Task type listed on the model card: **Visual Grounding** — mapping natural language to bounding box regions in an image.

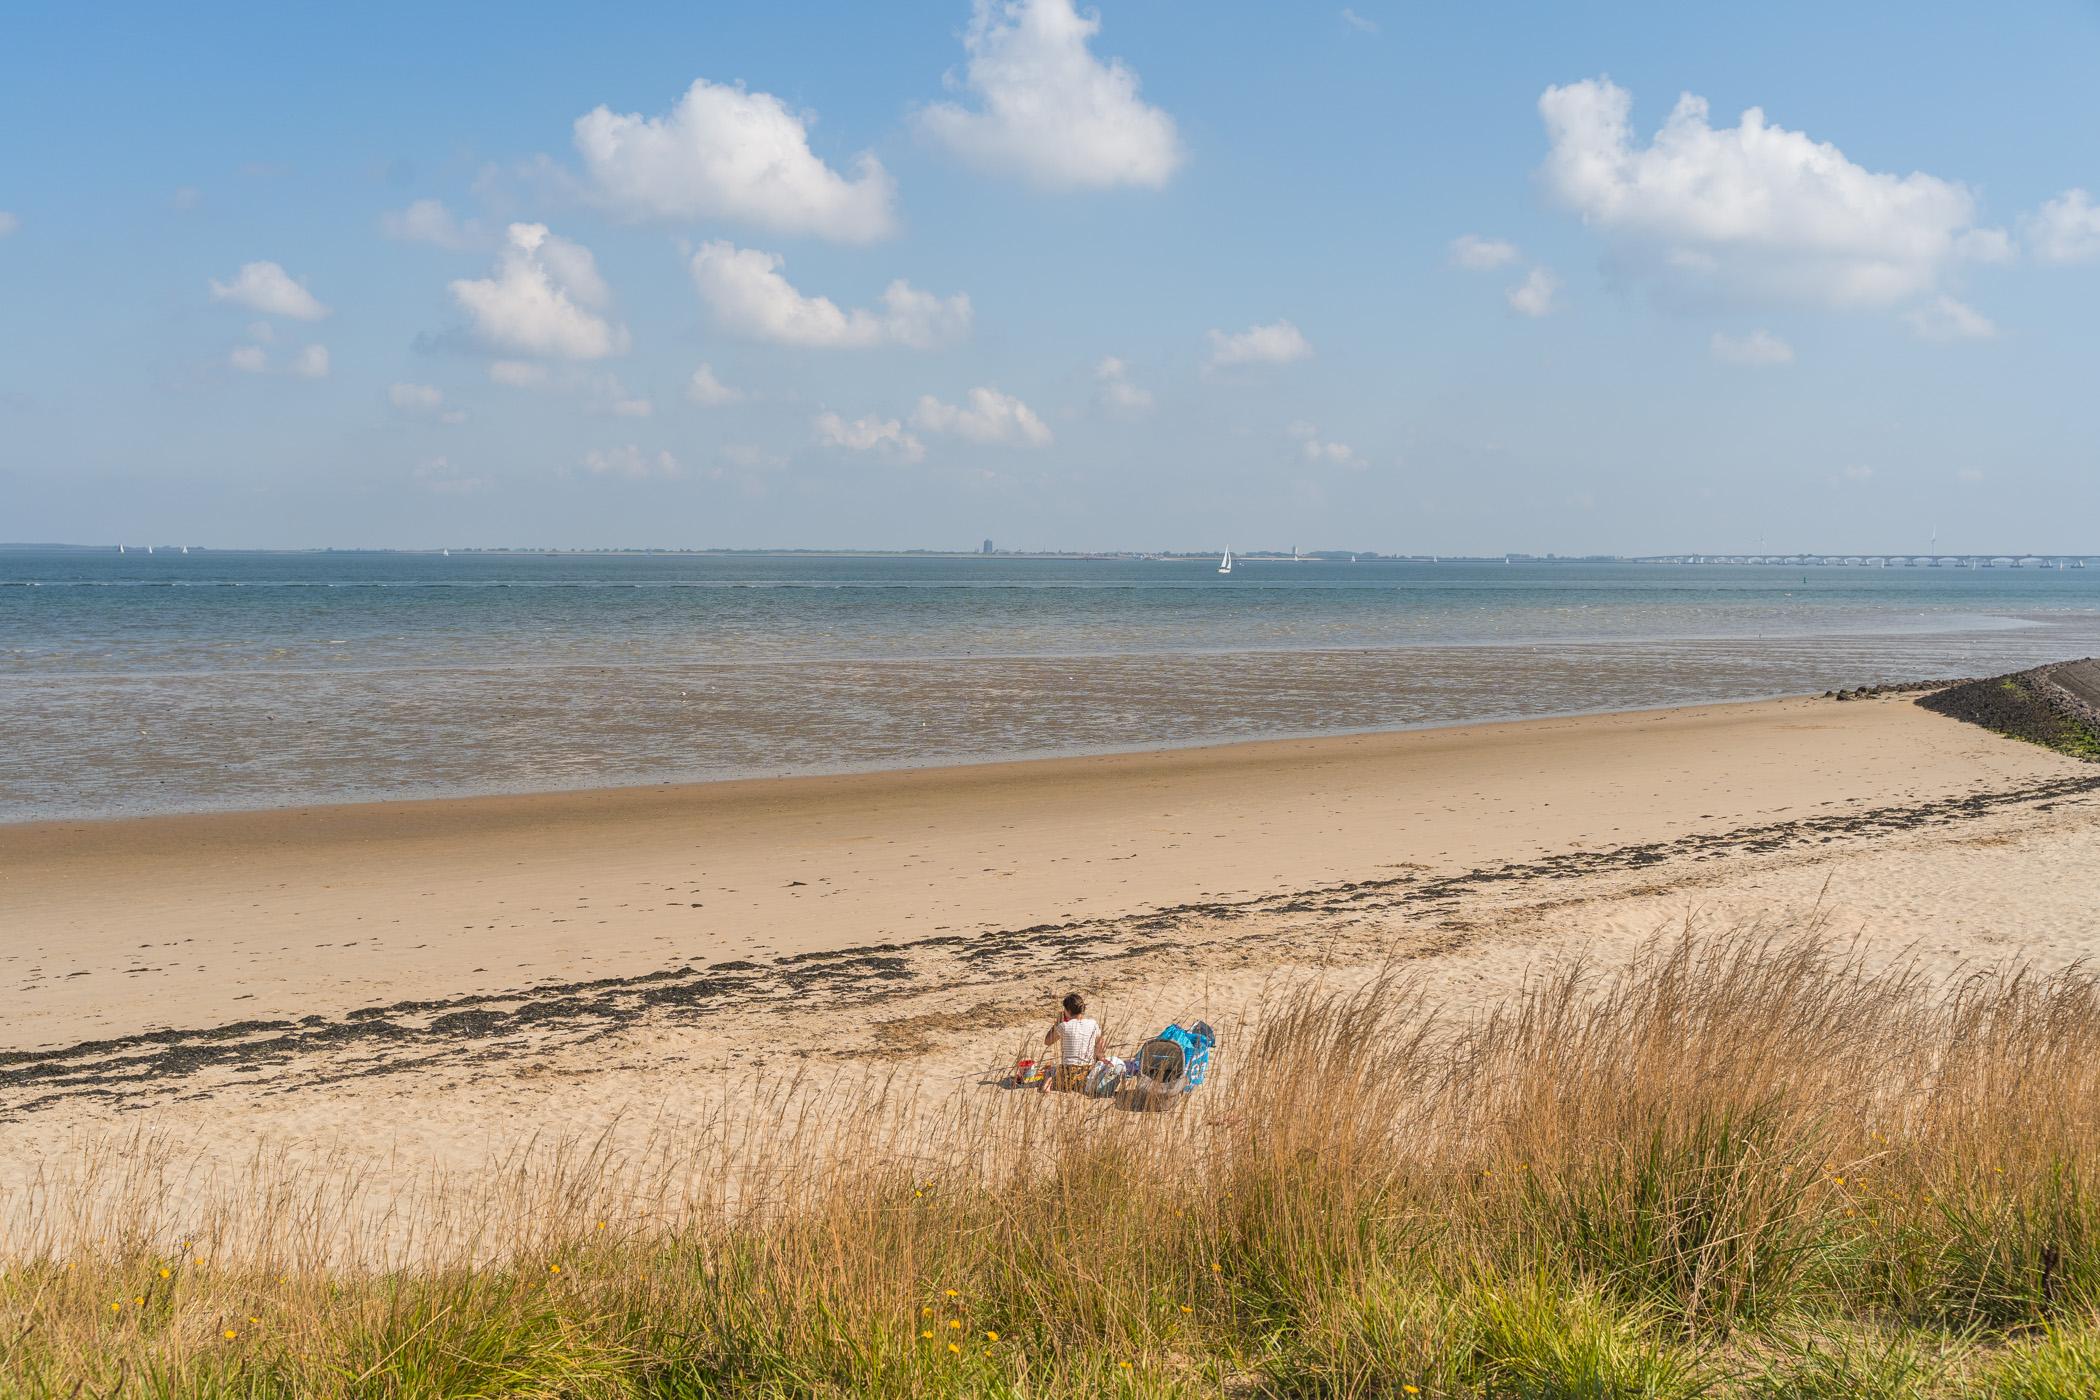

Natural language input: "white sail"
[1217,549,1233,575]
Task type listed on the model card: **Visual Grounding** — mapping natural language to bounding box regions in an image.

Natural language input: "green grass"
[9,926,2100,1397]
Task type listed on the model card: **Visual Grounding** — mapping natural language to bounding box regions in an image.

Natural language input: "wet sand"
[4,692,2099,1254]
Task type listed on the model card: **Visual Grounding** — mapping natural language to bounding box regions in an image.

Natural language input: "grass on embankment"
[9,925,2100,1397]
[1918,671,2100,761]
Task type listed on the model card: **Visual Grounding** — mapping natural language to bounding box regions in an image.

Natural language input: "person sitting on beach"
[1042,992,1105,1092]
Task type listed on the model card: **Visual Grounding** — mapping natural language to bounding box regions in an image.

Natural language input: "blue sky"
[3,1,2098,553]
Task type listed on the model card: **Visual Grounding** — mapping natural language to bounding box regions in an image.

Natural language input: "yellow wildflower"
[223,1329,237,1340]
[986,1330,999,1341]
[948,1342,961,1354]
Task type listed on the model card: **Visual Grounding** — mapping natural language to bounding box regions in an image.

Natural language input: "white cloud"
[2025,189,2100,266]
[573,78,896,242]
[1709,329,1795,366]
[414,456,492,496]
[589,374,653,417]
[686,363,744,406]
[916,0,1182,191]
[1288,420,1359,466]
[246,321,275,343]
[381,198,488,251]
[1094,356,1153,413]
[689,241,971,349]
[209,261,330,320]
[1903,294,1996,343]
[582,445,682,480]
[390,382,466,423]
[1956,466,1985,483]
[171,186,203,212]
[1838,464,1875,483]
[389,382,445,412]
[1340,8,1379,34]
[1506,265,1559,317]
[227,340,327,378]
[814,411,925,462]
[450,223,628,361]
[1538,77,2005,310]
[912,386,1053,445]
[1449,234,1521,271]
[0,212,18,237]
[1206,319,1312,369]
[488,360,550,388]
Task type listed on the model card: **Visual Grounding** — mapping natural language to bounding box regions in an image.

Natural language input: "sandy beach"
[5,690,2099,1248]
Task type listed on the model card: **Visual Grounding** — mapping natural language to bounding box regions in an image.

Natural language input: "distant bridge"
[1636,555,2093,570]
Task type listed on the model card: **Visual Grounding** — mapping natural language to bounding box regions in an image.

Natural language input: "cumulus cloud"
[0,212,18,237]
[1206,319,1312,369]
[1506,265,1559,317]
[2025,189,2100,265]
[1094,356,1153,413]
[1288,420,1359,466]
[686,363,744,406]
[390,382,468,422]
[1538,77,2006,311]
[1449,234,1521,270]
[1709,329,1795,366]
[582,445,682,480]
[209,261,330,320]
[1903,294,1996,343]
[228,338,327,377]
[573,78,896,242]
[382,199,488,251]
[912,386,1052,445]
[690,242,971,349]
[916,0,1182,191]
[450,223,629,361]
[589,374,653,417]
[1340,8,1379,34]
[488,360,550,388]
[414,456,492,496]
[814,411,925,462]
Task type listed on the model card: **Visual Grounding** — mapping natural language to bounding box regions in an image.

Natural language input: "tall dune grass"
[8,923,2100,1396]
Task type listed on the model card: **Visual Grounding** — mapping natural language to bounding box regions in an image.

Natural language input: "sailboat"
[1217,549,1233,575]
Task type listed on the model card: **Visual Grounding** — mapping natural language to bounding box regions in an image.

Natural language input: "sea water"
[6,548,2100,821]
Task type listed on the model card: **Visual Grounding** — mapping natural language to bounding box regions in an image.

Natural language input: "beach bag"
[1083,1060,1124,1098]
[1155,1022,1216,1089]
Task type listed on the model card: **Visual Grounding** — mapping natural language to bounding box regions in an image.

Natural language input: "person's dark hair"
[1062,992,1086,1017]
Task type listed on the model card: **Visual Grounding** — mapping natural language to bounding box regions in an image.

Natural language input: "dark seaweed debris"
[7,768,2097,1121]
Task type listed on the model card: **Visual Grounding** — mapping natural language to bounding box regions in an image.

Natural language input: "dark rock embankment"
[1916,659,2100,760]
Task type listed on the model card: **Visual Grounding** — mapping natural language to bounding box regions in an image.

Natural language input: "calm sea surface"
[7,548,2100,821]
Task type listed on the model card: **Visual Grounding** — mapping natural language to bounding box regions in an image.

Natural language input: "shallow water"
[6,549,2099,820]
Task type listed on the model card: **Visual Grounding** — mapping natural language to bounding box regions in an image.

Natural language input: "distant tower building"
[981,538,995,554]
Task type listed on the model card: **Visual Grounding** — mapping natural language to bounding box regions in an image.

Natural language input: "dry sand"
[5,692,2098,1255]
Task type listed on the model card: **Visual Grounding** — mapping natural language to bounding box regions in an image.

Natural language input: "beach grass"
[7,924,2100,1397]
